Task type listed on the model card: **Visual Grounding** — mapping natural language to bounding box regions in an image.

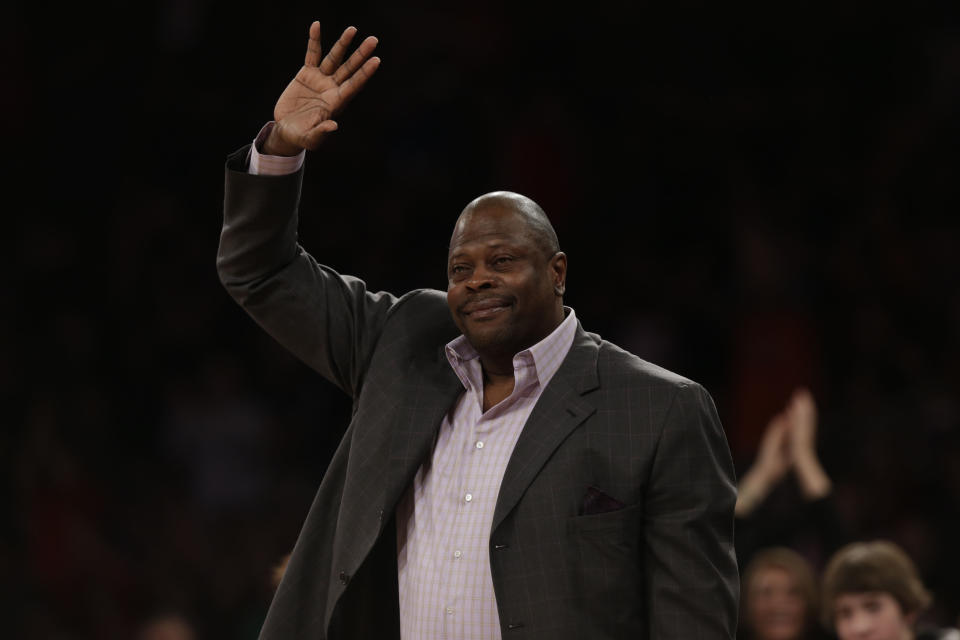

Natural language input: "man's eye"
[450,265,468,275]
[493,256,513,265]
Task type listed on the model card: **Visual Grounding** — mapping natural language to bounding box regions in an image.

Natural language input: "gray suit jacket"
[218,146,739,639]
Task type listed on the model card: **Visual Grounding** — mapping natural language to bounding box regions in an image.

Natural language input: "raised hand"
[784,387,832,499]
[736,412,792,516]
[264,22,381,155]
[754,412,792,484]
[785,387,818,461]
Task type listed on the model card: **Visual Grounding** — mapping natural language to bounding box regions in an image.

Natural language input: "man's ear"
[550,252,567,296]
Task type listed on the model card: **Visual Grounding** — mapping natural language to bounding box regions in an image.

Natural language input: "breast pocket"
[564,502,645,627]
[567,500,642,539]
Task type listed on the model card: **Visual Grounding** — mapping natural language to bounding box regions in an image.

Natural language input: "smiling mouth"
[460,297,513,319]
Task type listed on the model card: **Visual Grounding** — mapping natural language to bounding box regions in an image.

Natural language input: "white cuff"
[249,122,305,176]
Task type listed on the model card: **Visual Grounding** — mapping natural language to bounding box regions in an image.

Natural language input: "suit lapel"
[492,327,600,531]
[328,343,462,622]
[348,327,601,548]
[383,345,464,514]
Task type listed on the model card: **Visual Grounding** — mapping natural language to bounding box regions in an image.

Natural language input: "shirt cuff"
[249,122,305,176]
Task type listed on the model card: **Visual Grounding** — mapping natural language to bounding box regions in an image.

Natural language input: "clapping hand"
[736,387,831,515]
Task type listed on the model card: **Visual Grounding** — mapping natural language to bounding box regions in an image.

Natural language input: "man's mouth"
[460,296,513,319]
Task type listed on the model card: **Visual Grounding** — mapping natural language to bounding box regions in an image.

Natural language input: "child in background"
[821,540,959,640]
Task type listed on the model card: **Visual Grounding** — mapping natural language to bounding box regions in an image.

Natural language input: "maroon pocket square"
[580,485,626,516]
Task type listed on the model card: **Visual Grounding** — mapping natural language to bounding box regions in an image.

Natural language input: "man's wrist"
[250,122,305,176]
[260,123,302,157]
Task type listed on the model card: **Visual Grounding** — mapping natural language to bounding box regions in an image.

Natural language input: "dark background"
[5,1,960,637]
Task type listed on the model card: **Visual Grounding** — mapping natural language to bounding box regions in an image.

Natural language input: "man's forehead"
[449,209,535,252]
[452,205,530,238]
[448,233,527,257]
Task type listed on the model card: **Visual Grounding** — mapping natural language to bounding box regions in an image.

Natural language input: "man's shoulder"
[578,332,725,434]
[392,287,451,323]
[591,333,699,392]
[382,287,459,345]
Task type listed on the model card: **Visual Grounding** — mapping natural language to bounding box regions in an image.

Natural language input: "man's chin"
[461,323,513,353]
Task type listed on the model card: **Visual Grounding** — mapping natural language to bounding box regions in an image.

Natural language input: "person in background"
[821,540,960,640]
[270,552,291,591]
[735,388,847,571]
[740,546,828,640]
[134,612,198,640]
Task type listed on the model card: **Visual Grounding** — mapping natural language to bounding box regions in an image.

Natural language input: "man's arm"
[217,23,386,397]
[643,382,740,639]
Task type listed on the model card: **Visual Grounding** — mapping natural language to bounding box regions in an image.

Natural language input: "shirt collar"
[445,307,578,391]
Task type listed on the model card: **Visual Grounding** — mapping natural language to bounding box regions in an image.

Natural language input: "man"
[218,21,739,639]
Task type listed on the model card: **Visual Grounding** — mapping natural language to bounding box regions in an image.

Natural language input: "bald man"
[218,22,739,640]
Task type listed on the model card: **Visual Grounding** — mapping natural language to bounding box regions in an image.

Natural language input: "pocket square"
[580,485,626,516]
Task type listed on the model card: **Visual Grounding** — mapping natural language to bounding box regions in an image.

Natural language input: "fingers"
[301,120,339,150]
[304,21,322,67]
[793,387,817,419]
[313,26,379,91]
[333,35,379,84]
[338,55,381,103]
[763,412,788,439]
[319,26,359,75]
[787,387,817,433]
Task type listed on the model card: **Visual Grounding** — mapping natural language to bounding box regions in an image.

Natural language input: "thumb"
[302,120,339,150]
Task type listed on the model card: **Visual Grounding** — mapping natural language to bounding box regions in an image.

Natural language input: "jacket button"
[506,622,524,630]
[493,543,509,550]
[339,571,350,585]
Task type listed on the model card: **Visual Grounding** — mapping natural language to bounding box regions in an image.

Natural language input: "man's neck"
[481,367,515,412]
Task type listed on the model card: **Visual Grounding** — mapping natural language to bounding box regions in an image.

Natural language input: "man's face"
[446,204,566,358]
[833,592,914,640]
[746,566,807,640]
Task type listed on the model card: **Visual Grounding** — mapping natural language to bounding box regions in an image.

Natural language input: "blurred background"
[5,0,960,637]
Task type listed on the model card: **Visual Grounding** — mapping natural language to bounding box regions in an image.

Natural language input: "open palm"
[270,22,380,154]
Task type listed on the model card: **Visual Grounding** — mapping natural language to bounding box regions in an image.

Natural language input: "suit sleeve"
[217,145,397,398]
[644,382,740,639]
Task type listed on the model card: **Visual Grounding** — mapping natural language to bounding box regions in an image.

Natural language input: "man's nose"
[465,265,496,290]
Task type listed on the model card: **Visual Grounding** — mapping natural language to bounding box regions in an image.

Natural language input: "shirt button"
[464,493,473,502]
[454,550,462,559]
[445,607,454,615]
[475,441,484,449]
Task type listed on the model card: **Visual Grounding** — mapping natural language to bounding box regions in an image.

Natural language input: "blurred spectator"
[735,388,849,571]
[270,553,290,591]
[821,540,960,640]
[740,546,827,640]
[135,612,198,640]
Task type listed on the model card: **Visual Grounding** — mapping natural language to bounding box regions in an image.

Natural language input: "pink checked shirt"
[395,309,577,639]
[250,127,578,639]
